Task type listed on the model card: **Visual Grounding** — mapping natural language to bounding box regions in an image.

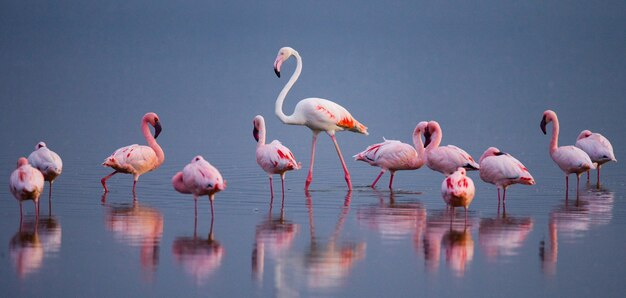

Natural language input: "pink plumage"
[540,110,594,198]
[172,155,226,217]
[354,121,428,189]
[28,141,62,202]
[253,115,301,198]
[441,167,475,212]
[479,147,535,206]
[273,47,368,191]
[9,157,44,218]
[101,112,165,194]
[424,121,479,176]
[575,129,617,185]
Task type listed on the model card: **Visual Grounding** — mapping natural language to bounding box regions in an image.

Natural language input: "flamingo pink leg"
[330,134,352,190]
[101,171,118,193]
[132,179,138,194]
[576,174,581,198]
[305,133,319,190]
[597,166,601,188]
[371,170,385,188]
[49,181,53,216]
[194,197,198,218]
[269,176,274,198]
[209,195,215,218]
[280,173,286,198]
[565,175,569,200]
[497,188,501,214]
[388,172,395,189]
[586,170,590,182]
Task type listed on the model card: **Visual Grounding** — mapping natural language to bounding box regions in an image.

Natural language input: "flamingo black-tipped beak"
[253,127,259,142]
[495,151,506,156]
[540,116,547,135]
[154,121,162,139]
[464,163,480,171]
[274,56,282,78]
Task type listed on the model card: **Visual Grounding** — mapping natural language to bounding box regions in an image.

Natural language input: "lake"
[1,1,625,297]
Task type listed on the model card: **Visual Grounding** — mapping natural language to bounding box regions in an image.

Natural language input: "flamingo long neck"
[275,52,303,125]
[549,115,559,154]
[257,120,267,148]
[142,120,165,165]
[427,124,442,151]
[412,127,426,165]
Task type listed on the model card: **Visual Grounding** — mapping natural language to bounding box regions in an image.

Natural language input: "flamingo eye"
[195,157,200,161]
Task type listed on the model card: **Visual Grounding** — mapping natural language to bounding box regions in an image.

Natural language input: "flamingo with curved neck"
[540,110,594,198]
[253,115,301,198]
[423,121,479,176]
[273,47,368,191]
[354,121,428,189]
[101,112,164,194]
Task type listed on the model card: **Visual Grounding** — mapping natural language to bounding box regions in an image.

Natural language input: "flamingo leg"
[209,194,215,218]
[269,176,274,198]
[35,200,39,222]
[596,165,601,189]
[371,170,385,188]
[101,171,118,193]
[305,133,319,191]
[280,173,286,198]
[502,188,507,215]
[497,188,501,214]
[586,170,590,182]
[132,177,138,195]
[194,196,198,218]
[388,172,395,189]
[576,174,581,199]
[49,181,53,216]
[565,175,569,200]
[330,134,352,190]
[19,203,23,222]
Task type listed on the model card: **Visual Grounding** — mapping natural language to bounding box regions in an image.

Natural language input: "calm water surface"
[2,1,626,297]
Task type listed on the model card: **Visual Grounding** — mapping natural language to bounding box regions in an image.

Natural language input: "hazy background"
[1,1,625,297]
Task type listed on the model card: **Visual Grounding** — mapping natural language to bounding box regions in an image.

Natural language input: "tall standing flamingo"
[273,47,368,191]
[575,130,616,186]
[101,112,164,194]
[354,121,428,189]
[9,157,44,219]
[540,110,594,198]
[478,147,535,211]
[253,115,301,198]
[28,142,62,206]
[424,121,479,176]
[172,155,226,217]
[441,167,475,216]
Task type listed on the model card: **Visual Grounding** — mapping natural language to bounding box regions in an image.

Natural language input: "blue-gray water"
[1,1,626,297]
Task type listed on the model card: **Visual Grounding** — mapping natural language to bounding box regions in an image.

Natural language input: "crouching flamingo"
[354,121,428,189]
[10,158,44,219]
[172,156,226,217]
[575,130,616,186]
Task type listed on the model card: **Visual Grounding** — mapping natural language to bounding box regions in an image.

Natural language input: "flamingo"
[354,121,428,189]
[273,47,368,191]
[28,142,62,209]
[441,167,475,216]
[478,147,535,210]
[9,157,44,219]
[424,121,479,176]
[540,109,594,198]
[253,115,301,198]
[172,155,226,217]
[101,112,164,194]
[575,130,617,186]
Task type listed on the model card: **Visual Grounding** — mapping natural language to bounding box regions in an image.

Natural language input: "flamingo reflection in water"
[263,191,365,292]
[252,196,299,284]
[419,209,476,277]
[172,215,224,285]
[357,189,426,244]
[478,213,533,262]
[103,195,163,281]
[541,186,614,275]
[10,215,61,279]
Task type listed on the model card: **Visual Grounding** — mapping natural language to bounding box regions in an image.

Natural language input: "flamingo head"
[252,115,264,142]
[423,124,432,148]
[479,147,501,163]
[143,112,162,139]
[577,130,592,140]
[274,47,296,78]
[36,142,47,149]
[540,110,556,135]
[16,157,29,168]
